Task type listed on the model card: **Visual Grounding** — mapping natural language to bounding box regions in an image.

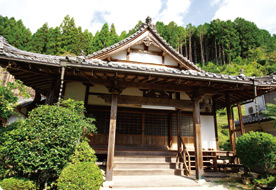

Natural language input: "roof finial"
[79,49,84,56]
[238,69,246,79]
[146,16,152,25]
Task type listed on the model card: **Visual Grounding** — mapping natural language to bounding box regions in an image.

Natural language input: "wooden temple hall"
[0,17,276,181]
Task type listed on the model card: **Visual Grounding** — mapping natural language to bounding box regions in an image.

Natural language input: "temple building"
[0,17,276,181]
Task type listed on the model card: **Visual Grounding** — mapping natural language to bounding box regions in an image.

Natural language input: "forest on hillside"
[0,15,276,77]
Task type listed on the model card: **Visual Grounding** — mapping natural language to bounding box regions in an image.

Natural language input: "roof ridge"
[87,17,202,72]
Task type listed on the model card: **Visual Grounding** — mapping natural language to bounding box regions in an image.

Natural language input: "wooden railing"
[177,135,191,176]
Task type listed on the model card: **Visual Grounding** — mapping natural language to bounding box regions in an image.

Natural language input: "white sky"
[0,0,275,35]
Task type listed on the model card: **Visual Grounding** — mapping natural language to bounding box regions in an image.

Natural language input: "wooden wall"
[88,133,195,150]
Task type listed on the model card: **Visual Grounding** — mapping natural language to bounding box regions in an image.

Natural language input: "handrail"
[177,134,191,176]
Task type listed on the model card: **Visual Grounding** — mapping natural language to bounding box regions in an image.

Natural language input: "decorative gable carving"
[136,35,159,48]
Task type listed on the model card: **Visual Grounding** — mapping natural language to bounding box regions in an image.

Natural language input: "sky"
[0,0,276,35]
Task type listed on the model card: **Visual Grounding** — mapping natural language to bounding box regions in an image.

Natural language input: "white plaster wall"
[112,50,127,60]
[64,82,86,101]
[165,55,178,66]
[88,85,110,106]
[130,52,162,64]
[132,44,144,50]
[148,45,162,52]
[122,87,143,96]
[180,92,190,100]
[200,115,217,150]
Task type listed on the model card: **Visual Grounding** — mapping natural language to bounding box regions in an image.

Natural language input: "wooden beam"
[226,94,236,155]
[106,93,118,181]
[84,84,90,107]
[93,93,203,109]
[127,47,130,61]
[237,103,245,135]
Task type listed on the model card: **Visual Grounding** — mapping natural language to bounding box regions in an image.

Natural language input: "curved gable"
[88,17,200,71]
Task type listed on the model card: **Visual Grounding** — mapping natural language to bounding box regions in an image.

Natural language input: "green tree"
[0,16,31,50]
[0,99,96,188]
[46,26,62,55]
[236,132,276,177]
[59,15,79,55]
[107,23,119,47]
[28,23,49,53]
[0,80,30,125]
[98,23,110,49]
[234,17,261,57]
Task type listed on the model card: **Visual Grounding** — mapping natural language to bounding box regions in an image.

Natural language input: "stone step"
[115,150,177,157]
[113,168,183,176]
[114,156,178,163]
[114,162,178,169]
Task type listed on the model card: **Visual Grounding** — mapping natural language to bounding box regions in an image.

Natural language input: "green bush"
[0,177,36,190]
[0,99,96,187]
[69,141,97,164]
[236,132,276,176]
[57,162,103,190]
[253,175,276,186]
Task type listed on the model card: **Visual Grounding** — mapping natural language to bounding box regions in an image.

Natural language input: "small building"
[0,17,276,181]
[231,90,276,136]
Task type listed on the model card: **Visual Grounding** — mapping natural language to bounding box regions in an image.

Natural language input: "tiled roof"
[1,35,276,85]
[223,114,273,128]
[0,35,63,64]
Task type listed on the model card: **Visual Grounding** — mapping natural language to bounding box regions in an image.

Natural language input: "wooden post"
[226,94,236,155]
[177,109,182,153]
[212,97,219,150]
[237,103,245,135]
[193,97,204,180]
[169,113,173,149]
[142,113,145,145]
[46,77,58,105]
[106,93,119,181]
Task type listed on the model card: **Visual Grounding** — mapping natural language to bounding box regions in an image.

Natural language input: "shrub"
[0,177,36,190]
[0,99,96,187]
[57,162,103,190]
[68,141,97,164]
[236,132,276,176]
[253,175,276,186]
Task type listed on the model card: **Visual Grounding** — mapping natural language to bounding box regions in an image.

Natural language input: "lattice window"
[172,115,194,137]
[92,111,110,134]
[91,111,143,135]
[144,113,169,136]
[117,112,143,135]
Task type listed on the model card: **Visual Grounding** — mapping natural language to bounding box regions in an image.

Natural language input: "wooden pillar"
[106,93,119,181]
[169,113,173,149]
[177,109,182,153]
[226,94,236,154]
[46,77,58,105]
[212,97,219,150]
[237,103,245,135]
[193,97,204,180]
[142,113,145,145]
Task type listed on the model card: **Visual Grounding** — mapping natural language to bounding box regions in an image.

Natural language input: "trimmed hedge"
[236,131,276,176]
[0,177,36,190]
[57,162,103,190]
[68,141,97,164]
